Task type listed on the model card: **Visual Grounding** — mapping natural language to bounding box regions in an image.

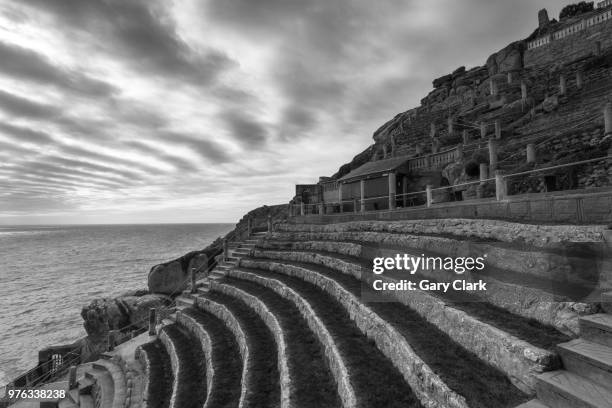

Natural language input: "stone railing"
[528,6,612,50]
[407,146,460,171]
[291,155,612,224]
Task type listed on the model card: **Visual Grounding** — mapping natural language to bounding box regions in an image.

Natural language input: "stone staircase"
[522,306,612,408]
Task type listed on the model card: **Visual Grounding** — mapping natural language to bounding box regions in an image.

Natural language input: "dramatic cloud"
[0,41,117,97]
[0,0,569,224]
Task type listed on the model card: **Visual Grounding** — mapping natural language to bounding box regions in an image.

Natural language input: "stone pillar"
[68,366,77,389]
[605,103,612,135]
[267,214,272,233]
[415,144,423,155]
[300,202,305,216]
[521,81,528,100]
[317,203,324,215]
[455,144,464,161]
[338,183,343,213]
[559,74,567,95]
[480,122,487,139]
[430,123,436,139]
[247,217,252,236]
[402,176,408,207]
[479,163,488,181]
[388,172,397,210]
[107,331,114,351]
[448,116,454,136]
[489,79,498,96]
[494,120,502,139]
[526,143,536,163]
[190,267,196,293]
[594,41,602,57]
[149,308,156,336]
[495,171,507,201]
[382,144,388,158]
[432,139,439,154]
[426,185,433,207]
[538,9,550,29]
[223,239,228,261]
[507,72,513,84]
[488,139,498,171]
[360,179,366,212]
[353,198,358,213]
[576,70,584,90]
[462,129,469,145]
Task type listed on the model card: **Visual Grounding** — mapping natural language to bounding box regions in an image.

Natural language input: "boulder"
[486,42,524,75]
[432,73,453,89]
[148,260,188,294]
[542,95,559,112]
[81,292,170,339]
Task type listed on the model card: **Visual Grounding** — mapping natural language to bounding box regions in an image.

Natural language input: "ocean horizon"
[0,223,234,387]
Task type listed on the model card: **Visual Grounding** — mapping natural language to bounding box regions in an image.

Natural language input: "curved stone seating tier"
[275,219,605,247]
[209,270,357,408]
[258,238,599,336]
[189,294,270,408]
[88,359,127,408]
[208,278,346,408]
[158,324,207,408]
[237,257,542,407]
[176,307,243,408]
[85,363,115,408]
[135,339,172,408]
[194,291,281,408]
[209,276,424,408]
[246,248,567,389]
[203,283,293,408]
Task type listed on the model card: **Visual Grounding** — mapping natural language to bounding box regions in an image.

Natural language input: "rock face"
[486,42,524,75]
[81,291,170,340]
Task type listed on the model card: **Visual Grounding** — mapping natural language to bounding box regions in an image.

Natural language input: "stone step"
[515,400,549,408]
[84,367,113,408]
[175,296,195,309]
[558,339,612,388]
[91,360,127,408]
[536,370,612,408]
[78,395,94,408]
[580,314,612,348]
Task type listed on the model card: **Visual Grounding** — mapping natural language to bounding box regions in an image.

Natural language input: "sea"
[0,223,233,387]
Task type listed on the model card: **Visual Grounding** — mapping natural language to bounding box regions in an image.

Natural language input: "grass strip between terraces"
[180,307,243,408]
[201,291,281,408]
[218,277,343,408]
[261,247,571,350]
[139,339,172,408]
[159,324,207,408]
[226,269,426,408]
[242,259,530,408]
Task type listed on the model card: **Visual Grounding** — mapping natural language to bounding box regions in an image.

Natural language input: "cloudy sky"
[0,0,568,224]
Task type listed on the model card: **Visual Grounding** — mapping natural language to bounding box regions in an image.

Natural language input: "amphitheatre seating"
[135,339,172,408]
[71,220,608,408]
[157,323,207,408]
